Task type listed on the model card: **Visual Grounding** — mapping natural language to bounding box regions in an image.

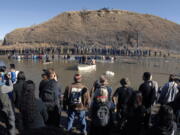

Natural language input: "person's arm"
[86,88,91,109]
[158,84,168,104]
[39,81,43,98]
[154,82,159,95]
[112,88,119,104]
[1,80,13,94]
[63,86,69,111]
[82,87,91,110]
[53,81,61,111]
[174,84,179,96]
[107,86,112,101]
[12,86,16,105]
[138,84,143,92]
[150,86,156,106]
[58,84,62,107]
[90,87,95,98]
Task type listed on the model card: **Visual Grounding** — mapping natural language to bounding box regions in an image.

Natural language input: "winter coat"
[0,92,15,135]
[113,86,133,112]
[139,81,156,108]
[20,99,48,129]
[63,82,90,111]
[158,82,178,104]
[40,79,61,112]
[91,81,112,101]
[13,80,25,109]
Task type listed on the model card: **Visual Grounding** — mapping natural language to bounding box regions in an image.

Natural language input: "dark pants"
[47,106,61,127]
[89,125,110,135]
[15,112,23,132]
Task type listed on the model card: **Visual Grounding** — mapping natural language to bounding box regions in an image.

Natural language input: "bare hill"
[3,9,180,51]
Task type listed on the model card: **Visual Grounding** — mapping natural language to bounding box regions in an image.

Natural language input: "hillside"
[0,40,2,45]
[3,9,180,51]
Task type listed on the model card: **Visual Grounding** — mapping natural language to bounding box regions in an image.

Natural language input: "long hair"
[20,80,36,125]
[128,91,143,109]
[17,71,26,83]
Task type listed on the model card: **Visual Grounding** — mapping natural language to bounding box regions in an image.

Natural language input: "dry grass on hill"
[3,9,180,52]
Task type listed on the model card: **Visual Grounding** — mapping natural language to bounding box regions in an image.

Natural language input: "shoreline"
[0,43,179,59]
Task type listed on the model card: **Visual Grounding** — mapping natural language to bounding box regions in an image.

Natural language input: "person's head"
[129,91,143,108]
[120,78,130,87]
[23,80,35,94]
[17,71,26,82]
[0,66,6,72]
[41,74,48,80]
[143,72,152,81]
[49,71,56,80]
[4,73,11,80]
[99,75,108,85]
[94,80,101,89]
[44,68,57,80]
[169,74,175,82]
[10,64,15,70]
[74,73,82,83]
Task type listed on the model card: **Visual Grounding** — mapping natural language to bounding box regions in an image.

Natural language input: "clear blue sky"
[0,0,180,39]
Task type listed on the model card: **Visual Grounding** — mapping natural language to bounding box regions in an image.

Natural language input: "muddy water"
[1,56,179,97]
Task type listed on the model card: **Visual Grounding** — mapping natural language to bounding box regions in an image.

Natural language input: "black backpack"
[41,81,56,105]
[140,81,156,108]
[92,102,110,127]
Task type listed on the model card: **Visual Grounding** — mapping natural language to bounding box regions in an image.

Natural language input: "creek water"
[0,56,179,97]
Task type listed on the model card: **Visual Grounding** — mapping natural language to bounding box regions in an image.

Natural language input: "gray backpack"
[92,102,110,127]
[94,86,108,103]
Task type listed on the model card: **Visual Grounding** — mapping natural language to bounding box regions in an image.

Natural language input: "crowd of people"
[0,63,179,135]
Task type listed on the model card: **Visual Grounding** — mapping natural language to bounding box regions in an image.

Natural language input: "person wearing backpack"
[139,72,158,109]
[39,69,61,127]
[63,74,90,135]
[112,78,133,129]
[158,74,178,105]
[91,75,112,102]
[90,84,112,135]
